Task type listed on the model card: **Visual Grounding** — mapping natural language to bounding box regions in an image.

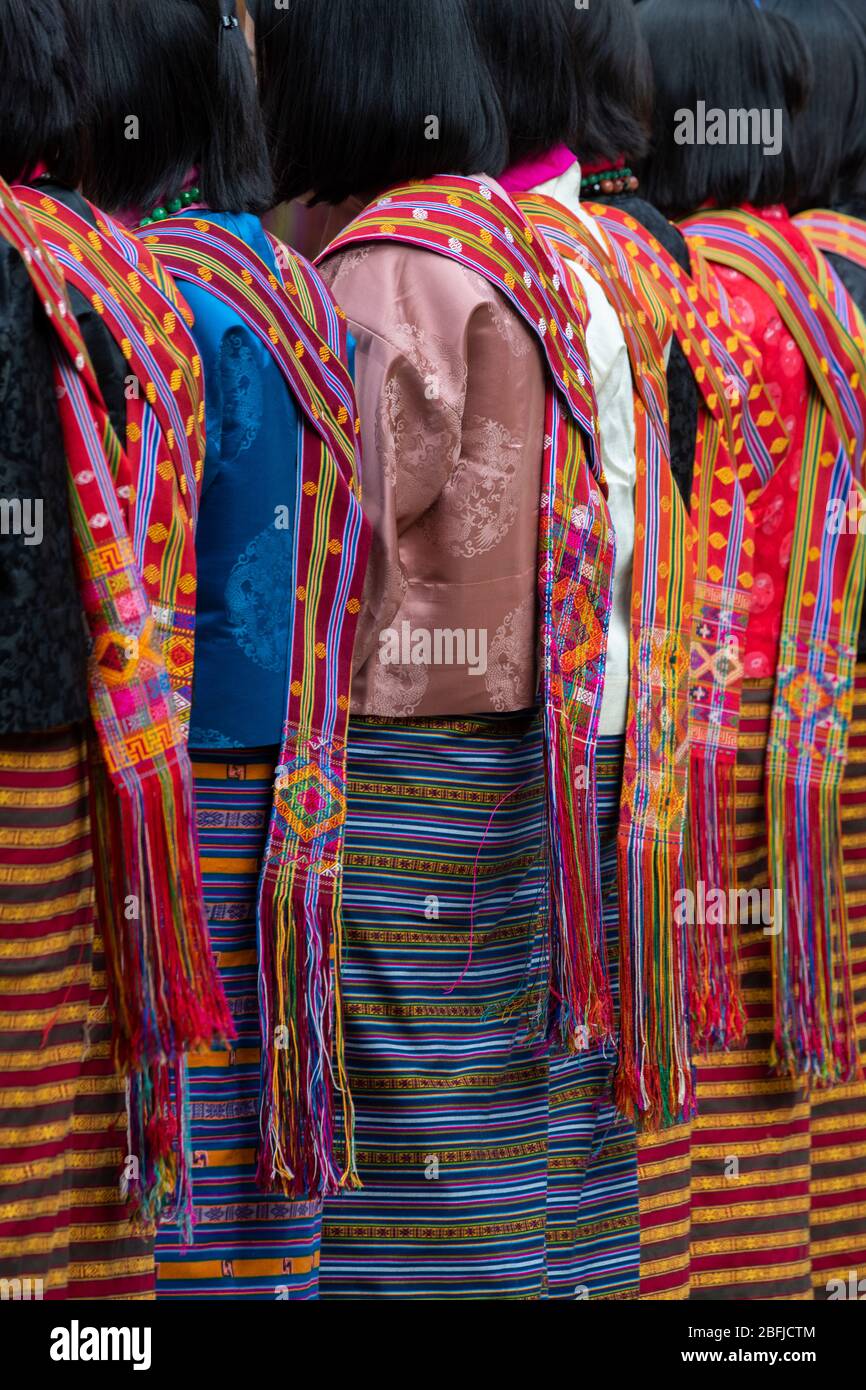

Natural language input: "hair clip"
[220,13,239,28]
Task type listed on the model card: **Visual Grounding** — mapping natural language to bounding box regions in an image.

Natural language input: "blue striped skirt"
[156,751,322,1300]
[320,714,638,1298]
[154,721,638,1299]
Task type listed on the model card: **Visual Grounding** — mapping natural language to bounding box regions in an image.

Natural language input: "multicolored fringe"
[143,217,369,1195]
[514,193,695,1129]
[156,754,324,1299]
[0,180,233,1224]
[320,176,618,1054]
[124,1053,191,1230]
[684,209,866,1082]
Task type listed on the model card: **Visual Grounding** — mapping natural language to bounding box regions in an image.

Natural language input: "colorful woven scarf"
[795,210,866,334]
[795,210,866,274]
[141,215,370,1196]
[583,202,791,1054]
[0,179,232,1223]
[318,175,619,1055]
[15,186,205,732]
[513,193,695,1128]
[683,208,866,1083]
[794,214,866,370]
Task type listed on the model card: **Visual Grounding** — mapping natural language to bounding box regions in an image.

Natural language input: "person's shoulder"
[0,234,21,280]
[0,235,39,333]
[827,248,866,318]
[598,193,690,269]
[321,237,505,359]
[199,209,269,257]
[325,235,492,292]
[627,197,690,268]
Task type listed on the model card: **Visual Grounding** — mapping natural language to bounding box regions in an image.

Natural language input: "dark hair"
[844,0,866,190]
[251,0,507,206]
[0,0,83,183]
[466,0,582,165]
[568,0,653,165]
[71,0,272,215]
[763,0,866,206]
[638,0,813,218]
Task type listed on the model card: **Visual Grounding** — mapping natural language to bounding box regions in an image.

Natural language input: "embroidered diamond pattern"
[275,762,346,843]
[780,670,833,720]
[561,588,604,674]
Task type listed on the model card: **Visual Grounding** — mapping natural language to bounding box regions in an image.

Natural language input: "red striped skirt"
[639,675,866,1300]
[0,725,153,1300]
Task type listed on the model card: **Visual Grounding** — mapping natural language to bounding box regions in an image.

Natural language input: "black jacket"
[0,233,88,733]
[593,192,698,507]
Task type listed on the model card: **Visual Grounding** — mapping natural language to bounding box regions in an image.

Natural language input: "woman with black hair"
[254,0,620,1299]
[771,1,866,325]
[61,0,369,1300]
[761,0,866,1308]
[837,0,866,229]
[0,0,87,742]
[764,0,866,214]
[0,0,230,1302]
[637,0,866,1302]
[570,0,701,505]
[466,0,694,1302]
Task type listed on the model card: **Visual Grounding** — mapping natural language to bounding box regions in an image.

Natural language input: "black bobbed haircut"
[567,0,653,165]
[0,0,83,184]
[71,0,272,216]
[251,0,508,206]
[763,0,866,206]
[834,0,866,202]
[638,0,813,219]
[466,0,583,166]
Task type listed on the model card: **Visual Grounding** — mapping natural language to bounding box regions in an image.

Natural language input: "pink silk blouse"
[318,218,548,717]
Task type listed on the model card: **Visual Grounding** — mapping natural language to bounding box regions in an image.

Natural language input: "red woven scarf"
[0,179,231,1223]
[140,215,370,1196]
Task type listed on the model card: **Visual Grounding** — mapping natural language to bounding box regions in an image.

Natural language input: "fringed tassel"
[615,826,695,1130]
[545,710,615,1051]
[123,1060,194,1238]
[90,750,233,1222]
[770,772,860,1084]
[686,750,745,1051]
[256,870,359,1197]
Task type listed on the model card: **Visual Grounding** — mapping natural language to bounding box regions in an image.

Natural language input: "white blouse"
[532,161,637,738]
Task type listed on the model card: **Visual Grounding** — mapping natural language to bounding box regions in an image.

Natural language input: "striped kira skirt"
[638,673,866,1300]
[155,716,637,1299]
[0,725,153,1300]
[319,713,637,1299]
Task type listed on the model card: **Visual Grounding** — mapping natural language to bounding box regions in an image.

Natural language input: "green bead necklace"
[579,167,639,198]
[140,186,202,227]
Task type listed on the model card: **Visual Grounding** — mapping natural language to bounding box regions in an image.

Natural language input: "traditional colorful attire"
[135,210,368,1299]
[631,202,866,1299]
[0,194,143,1302]
[309,173,690,1298]
[586,163,699,506]
[797,201,866,328]
[0,180,224,1298]
[501,153,640,745]
[500,148,696,1294]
